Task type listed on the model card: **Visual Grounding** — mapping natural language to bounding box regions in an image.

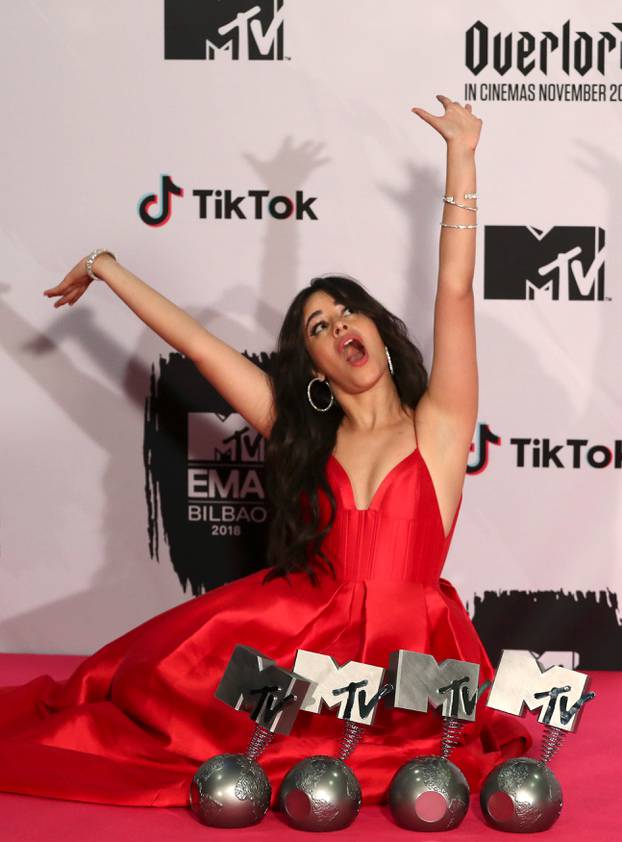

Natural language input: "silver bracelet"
[441,191,478,227]
[86,248,116,282]
[440,222,478,228]
[442,197,477,212]
[443,192,478,201]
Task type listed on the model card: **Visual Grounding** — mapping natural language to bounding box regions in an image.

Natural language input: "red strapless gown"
[0,447,532,807]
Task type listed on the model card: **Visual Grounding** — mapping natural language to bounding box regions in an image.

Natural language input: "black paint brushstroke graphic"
[144,350,274,596]
[472,589,622,670]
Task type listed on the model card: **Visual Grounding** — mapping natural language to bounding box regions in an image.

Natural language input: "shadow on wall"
[1,123,619,664]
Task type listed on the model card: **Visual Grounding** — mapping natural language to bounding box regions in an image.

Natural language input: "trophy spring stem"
[246,723,275,760]
[440,716,464,759]
[338,720,364,761]
[540,724,566,764]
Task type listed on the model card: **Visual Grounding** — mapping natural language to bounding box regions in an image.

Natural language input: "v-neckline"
[328,446,463,541]
[329,414,419,513]
[328,447,419,513]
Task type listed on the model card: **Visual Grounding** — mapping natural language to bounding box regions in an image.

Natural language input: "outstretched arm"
[411,95,482,443]
[43,254,276,438]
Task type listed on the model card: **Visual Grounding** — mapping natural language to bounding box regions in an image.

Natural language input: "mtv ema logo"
[144,350,274,596]
[164,0,286,61]
[484,226,606,301]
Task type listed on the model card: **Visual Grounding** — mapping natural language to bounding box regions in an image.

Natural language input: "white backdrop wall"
[1,1,620,666]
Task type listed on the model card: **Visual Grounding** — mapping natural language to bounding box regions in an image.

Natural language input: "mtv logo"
[215,644,313,734]
[294,650,388,726]
[164,0,286,61]
[484,225,605,301]
[188,412,264,463]
[486,649,594,732]
[386,650,481,722]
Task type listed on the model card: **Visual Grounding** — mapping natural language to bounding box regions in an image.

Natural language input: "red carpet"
[0,654,616,840]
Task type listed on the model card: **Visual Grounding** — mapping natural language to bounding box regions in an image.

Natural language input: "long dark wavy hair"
[263,274,428,585]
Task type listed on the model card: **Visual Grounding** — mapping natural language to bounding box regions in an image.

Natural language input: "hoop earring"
[385,345,394,376]
[307,376,334,412]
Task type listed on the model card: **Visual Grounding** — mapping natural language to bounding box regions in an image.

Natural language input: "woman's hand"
[43,256,97,308]
[411,94,482,151]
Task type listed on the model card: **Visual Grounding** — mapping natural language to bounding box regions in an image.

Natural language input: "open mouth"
[341,337,368,365]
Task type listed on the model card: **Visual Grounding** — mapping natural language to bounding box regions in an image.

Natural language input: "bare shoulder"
[413,390,474,536]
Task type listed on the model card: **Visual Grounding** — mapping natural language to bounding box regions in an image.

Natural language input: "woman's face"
[301,289,387,390]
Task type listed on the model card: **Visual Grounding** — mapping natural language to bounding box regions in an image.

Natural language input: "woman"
[0,95,532,807]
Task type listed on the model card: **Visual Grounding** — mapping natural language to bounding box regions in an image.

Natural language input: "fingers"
[53,289,82,308]
[65,289,83,306]
[412,94,461,115]
[44,288,70,304]
[43,257,92,308]
[411,94,452,116]
[436,94,474,111]
[411,94,457,125]
[410,107,438,127]
[53,295,71,308]
[43,280,86,307]
[43,278,71,297]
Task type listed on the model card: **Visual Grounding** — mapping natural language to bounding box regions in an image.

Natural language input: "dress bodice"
[315,447,462,585]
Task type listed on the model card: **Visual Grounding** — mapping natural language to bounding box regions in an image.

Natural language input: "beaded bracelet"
[86,249,117,282]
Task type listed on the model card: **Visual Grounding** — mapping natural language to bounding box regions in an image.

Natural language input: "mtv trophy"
[189,644,313,828]
[481,649,596,832]
[386,650,489,831]
[278,649,393,831]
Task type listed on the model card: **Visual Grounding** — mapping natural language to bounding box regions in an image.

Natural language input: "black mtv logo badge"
[164,0,286,61]
[483,226,605,301]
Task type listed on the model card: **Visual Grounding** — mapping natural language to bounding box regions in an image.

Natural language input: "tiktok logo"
[467,423,622,472]
[468,423,501,475]
[137,174,318,227]
[138,175,184,227]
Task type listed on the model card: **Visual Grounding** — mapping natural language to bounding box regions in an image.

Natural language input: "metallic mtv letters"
[486,649,595,732]
[387,650,482,722]
[215,644,314,735]
[216,647,596,733]
[293,650,391,726]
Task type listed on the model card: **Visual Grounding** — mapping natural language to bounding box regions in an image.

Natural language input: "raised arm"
[411,95,482,445]
[43,253,276,438]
